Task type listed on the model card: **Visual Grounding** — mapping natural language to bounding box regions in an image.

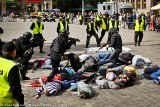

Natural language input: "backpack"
[83,56,98,72]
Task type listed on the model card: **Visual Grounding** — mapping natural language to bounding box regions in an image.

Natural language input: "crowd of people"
[0,10,160,106]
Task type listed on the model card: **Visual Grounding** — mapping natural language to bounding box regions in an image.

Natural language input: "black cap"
[2,42,16,52]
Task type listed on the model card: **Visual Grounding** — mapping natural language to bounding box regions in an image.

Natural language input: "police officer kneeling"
[0,42,25,107]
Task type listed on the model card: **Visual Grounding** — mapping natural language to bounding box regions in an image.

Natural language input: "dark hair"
[45,90,51,96]
[125,73,136,86]
[79,91,91,99]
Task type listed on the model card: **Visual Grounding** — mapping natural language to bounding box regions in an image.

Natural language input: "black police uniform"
[48,31,74,82]
[30,21,45,53]
[86,20,100,48]
[14,34,33,80]
[99,18,109,44]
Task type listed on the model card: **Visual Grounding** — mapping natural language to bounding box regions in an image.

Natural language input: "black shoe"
[22,76,30,80]
[138,43,141,46]
[135,42,137,46]
[40,50,45,53]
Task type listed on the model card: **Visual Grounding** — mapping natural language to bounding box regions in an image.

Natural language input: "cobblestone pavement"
[1,22,160,107]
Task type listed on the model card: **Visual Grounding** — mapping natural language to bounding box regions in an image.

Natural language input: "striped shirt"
[36,81,62,96]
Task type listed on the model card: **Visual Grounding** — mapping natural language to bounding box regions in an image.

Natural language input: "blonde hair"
[124,66,136,74]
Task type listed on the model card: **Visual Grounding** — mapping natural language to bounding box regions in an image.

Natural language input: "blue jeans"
[68,82,79,91]
[59,79,79,89]
[151,69,160,80]
[97,52,112,65]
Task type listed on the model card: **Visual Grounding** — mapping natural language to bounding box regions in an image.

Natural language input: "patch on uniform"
[0,69,3,75]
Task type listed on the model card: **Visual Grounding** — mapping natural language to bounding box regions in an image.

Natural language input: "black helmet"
[23,32,32,40]
[59,29,70,36]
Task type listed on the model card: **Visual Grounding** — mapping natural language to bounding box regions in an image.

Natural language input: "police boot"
[22,75,30,80]
[138,42,141,46]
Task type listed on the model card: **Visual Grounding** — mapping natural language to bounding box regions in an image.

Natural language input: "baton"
[96,47,101,53]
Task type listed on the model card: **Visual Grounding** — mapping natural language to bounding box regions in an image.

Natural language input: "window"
[137,0,141,9]
[107,5,110,10]
[126,0,129,3]
[142,0,146,9]
[103,5,106,10]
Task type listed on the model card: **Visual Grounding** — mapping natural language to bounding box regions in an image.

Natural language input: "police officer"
[57,17,69,34]
[109,15,119,31]
[14,32,32,59]
[133,15,145,46]
[0,42,25,107]
[99,14,109,45]
[85,18,100,48]
[48,29,76,82]
[108,15,119,43]
[66,13,70,23]
[78,12,83,25]
[102,28,122,68]
[14,32,33,80]
[30,16,45,53]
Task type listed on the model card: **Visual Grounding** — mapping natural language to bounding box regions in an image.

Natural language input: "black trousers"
[48,51,61,82]
[86,32,100,47]
[33,34,44,51]
[99,29,107,44]
[134,31,143,44]
[108,48,122,68]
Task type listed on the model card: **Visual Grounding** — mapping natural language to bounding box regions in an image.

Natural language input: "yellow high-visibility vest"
[100,19,107,30]
[33,21,43,34]
[79,15,82,20]
[96,15,100,21]
[88,22,96,31]
[59,21,68,32]
[109,20,117,30]
[67,14,70,19]
[135,20,144,31]
[0,58,21,106]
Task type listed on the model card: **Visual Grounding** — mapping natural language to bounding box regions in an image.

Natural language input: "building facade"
[109,0,160,14]
[0,0,58,15]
